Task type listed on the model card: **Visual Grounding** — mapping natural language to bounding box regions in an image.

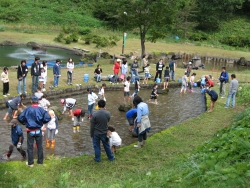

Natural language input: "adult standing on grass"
[90,99,115,162]
[219,67,229,98]
[169,55,177,81]
[1,67,10,97]
[40,61,47,91]
[66,58,74,85]
[225,74,238,108]
[113,59,121,84]
[17,60,28,94]
[18,96,51,167]
[53,59,61,87]
[133,96,151,148]
[31,57,41,94]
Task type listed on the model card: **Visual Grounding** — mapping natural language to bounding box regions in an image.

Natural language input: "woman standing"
[133,96,151,148]
[40,61,47,91]
[120,58,128,82]
[113,59,121,84]
[87,88,98,119]
[17,60,28,94]
[1,67,10,97]
[154,59,165,82]
[67,58,74,85]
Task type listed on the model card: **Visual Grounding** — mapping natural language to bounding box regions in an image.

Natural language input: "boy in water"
[142,63,150,84]
[180,72,188,94]
[188,73,196,93]
[163,66,170,90]
[6,119,26,160]
[124,76,131,103]
[202,88,218,112]
[98,83,106,101]
[148,84,159,104]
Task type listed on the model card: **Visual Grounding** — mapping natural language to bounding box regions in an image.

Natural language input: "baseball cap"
[32,96,39,102]
[9,119,19,126]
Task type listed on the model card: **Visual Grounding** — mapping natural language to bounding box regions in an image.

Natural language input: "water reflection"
[0,88,205,160]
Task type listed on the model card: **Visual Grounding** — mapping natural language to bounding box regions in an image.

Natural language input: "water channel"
[0,88,206,161]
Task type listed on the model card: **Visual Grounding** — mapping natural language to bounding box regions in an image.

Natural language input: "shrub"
[188,31,208,41]
[78,27,91,35]
[0,25,5,32]
[64,36,73,44]
[69,33,79,42]
[54,33,65,42]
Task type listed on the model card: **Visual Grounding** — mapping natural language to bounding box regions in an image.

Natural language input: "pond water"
[0,46,248,72]
[0,46,81,67]
[0,88,206,161]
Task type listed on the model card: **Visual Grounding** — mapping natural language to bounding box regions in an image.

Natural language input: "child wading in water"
[148,84,159,104]
[163,66,170,90]
[188,73,196,92]
[98,83,106,101]
[72,108,85,133]
[6,119,26,160]
[107,126,122,153]
[124,76,131,103]
[180,72,188,94]
[142,64,150,84]
[46,110,59,148]
[132,78,140,98]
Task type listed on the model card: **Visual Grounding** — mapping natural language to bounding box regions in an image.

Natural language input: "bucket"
[156,78,161,83]
[193,82,197,87]
[178,78,181,83]
[83,74,89,82]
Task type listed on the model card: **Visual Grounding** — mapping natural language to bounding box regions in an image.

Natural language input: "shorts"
[211,96,218,102]
[145,72,149,78]
[181,84,187,90]
[127,118,134,126]
[124,92,130,97]
[164,77,169,82]
[67,102,76,110]
[150,95,157,99]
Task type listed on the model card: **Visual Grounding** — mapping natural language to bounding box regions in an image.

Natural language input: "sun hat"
[32,96,39,102]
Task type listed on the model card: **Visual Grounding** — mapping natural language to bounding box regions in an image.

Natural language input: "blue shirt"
[137,102,149,123]
[53,64,61,76]
[11,124,24,145]
[126,108,137,118]
[219,71,229,82]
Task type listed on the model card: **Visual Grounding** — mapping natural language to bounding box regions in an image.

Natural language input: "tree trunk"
[140,27,146,58]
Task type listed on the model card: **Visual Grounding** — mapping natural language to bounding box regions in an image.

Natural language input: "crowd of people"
[1,55,239,165]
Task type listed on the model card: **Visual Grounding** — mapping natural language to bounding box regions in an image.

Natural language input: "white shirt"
[109,132,122,146]
[39,98,50,111]
[67,62,74,72]
[39,72,46,82]
[124,81,130,92]
[88,92,98,105]
[144,66,149,73]
[40,64,47,77]
[47,116,57,130]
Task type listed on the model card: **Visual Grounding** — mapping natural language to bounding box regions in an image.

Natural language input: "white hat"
[189,62,192,64]
[117,59,121,62]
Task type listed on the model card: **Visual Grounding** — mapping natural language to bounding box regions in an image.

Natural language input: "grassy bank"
[1,29,250,59]
[0,84,245,187]
[1,60,250,101]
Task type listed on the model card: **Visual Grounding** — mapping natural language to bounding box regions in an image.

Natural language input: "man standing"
[18,96,51,167]
[169,55,177,81]
[90,100,114,162]
[53,59,61,87]
[225,74,238,108]
[31,57,41,93]
[219,67,229,98]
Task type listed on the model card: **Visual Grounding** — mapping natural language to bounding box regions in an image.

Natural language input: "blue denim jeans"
[94,75,101,82]
[27,130,43,165]
[225,92,236,108]
[54,76,59,87]
[32,76,39,93]
[18,77,27,94]
[88,103,95,116]
[131,70,138,83]
[93,133,114,162]
[170,70,175,80]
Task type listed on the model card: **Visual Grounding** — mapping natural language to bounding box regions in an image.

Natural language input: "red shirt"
[206,80,214,87]
[113,62,120,74]
[73,109,82,116]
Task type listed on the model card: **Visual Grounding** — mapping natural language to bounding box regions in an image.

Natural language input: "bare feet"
[207,110,213,113]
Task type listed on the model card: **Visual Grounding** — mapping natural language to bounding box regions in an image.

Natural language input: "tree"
[121,0,179,56]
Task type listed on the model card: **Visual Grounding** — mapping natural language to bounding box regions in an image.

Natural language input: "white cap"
[189,62,192,64]
[117,59,121,62]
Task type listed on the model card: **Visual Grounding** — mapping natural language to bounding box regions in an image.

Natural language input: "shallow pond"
[0,88,206,161]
